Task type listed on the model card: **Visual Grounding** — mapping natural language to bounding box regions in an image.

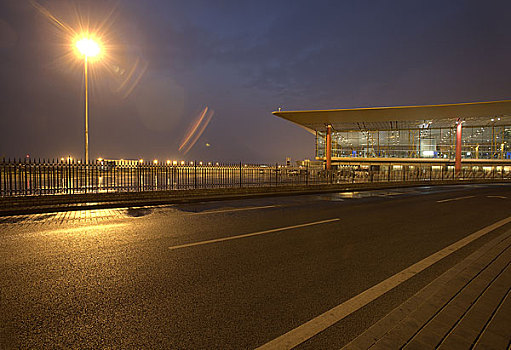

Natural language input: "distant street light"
[75,35,101,164]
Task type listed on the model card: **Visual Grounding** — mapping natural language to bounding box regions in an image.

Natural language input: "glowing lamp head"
[76,37,101,58]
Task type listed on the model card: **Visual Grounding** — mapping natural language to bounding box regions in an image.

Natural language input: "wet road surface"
[1,184,510,349]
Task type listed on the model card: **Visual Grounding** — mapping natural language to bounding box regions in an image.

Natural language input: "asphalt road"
[1,184,511,349]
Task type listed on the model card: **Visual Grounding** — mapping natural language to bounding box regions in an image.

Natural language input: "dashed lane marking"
[168,218,340,250]
[486,195,508,199]
[189,205,278,215]
[436,195,476,203]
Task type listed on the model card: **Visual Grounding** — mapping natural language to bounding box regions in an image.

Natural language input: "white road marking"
[256,215,511,350]
[486,195,508,199]
[168,218,340,250]
[436,195,476,203]
[189,205,278,215]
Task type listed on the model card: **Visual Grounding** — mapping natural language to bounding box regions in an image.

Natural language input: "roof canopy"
[273,100,511,131]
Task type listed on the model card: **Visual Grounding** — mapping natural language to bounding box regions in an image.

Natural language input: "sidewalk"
[344,229,511,349]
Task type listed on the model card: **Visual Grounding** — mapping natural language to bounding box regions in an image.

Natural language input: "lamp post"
[75,37,101,164]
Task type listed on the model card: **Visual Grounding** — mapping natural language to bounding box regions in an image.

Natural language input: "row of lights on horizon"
[98,158,220,166]
[53,157,261,167]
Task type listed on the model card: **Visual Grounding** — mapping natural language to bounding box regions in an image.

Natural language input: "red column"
[326,124,332,170]
[455,119,462,174]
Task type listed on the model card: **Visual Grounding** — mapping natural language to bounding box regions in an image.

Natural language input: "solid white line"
[189,205,278,215]
[168,218,340,250]
[256,215,511,350]
[436,195,476,203]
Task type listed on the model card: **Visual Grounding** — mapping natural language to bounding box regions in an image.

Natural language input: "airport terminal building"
[274,100,511,172]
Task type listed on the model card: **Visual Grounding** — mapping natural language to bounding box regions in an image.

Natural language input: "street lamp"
[75,36,101,164]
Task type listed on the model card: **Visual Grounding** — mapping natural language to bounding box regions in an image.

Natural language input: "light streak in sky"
[30,0,76,37]
[116,57,149,99]
[179,107,214,155]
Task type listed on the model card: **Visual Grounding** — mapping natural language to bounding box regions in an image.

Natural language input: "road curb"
[343,228,511,349]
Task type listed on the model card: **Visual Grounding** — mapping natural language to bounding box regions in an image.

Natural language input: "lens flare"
[116,57,149,99]
[31,0,147,98]
[179,107,214,155]
[76,37,101,57]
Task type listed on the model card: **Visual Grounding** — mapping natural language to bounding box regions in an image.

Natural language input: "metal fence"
[1,159,510,197]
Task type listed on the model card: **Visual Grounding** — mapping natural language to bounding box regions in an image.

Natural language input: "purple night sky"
[1,0,510,163]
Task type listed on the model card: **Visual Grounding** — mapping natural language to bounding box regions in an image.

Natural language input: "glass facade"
[316,125,511,160]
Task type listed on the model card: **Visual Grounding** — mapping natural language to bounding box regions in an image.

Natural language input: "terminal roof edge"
[272,100,511,131]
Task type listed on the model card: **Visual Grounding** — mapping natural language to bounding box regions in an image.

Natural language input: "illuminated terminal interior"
[274,100,511,166]
[315,120,511,160]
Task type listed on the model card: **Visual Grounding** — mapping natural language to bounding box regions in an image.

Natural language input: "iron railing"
[1,159,510,197]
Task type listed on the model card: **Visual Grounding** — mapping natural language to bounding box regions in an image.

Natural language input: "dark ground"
[1,184,510,349]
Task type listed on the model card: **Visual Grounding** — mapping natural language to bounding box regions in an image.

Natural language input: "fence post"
[306,162,309,186]
[194,161,197,189]
[136,163,139,191]
[275,163,278,187]
[8,159,12,196]
[23,158,27,196]
[83,159,87,194]
[171,165,174,190]
[239,162,242,188]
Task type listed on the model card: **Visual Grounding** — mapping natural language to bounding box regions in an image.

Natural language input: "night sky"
[1,0,510,163]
